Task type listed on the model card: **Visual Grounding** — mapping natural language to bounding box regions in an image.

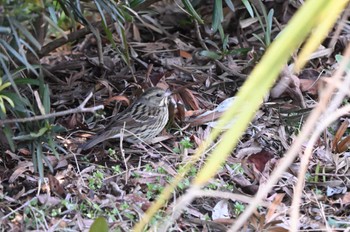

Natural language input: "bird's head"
[139,87,171,107]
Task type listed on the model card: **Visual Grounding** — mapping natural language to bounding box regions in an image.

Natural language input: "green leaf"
[94,0,124,22]
[89,217,109,232]
[30,127,49,138]
[0,81,11,92]
[44,15,68,40]
[119,5,133,22]
[19,39,40,61]
[335,54,350,71]
[0,98,6,113]
[42,84,50,115]
[0,95,15,108]
[94,0,109,27]
[36,145,44,180]
[222,34,229,51]
[130,0,145,8]
[3,125,15,151]
[224,0,235,12]
[15,129,47,141]
[0,39,38,76]
[47,5,58,24]
[226,48,251,56]
[242,0,254,18]
[252,33,265,46]
[14,78,41,86]
[12,19,41,50]
[212,0,223,33]
[265,9,274,46]
[1,91,30,110]
[47,136,60,159]
[199,50,222,60]
[182,0,204,24]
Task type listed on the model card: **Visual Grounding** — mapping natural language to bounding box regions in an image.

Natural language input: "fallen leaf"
[212,199,230,220]
[247,150,274,173]
[103,95,130,106]
[266,193,285,223]
[178,88,200,110]
[48,174,66,198]
[179,50,192,59]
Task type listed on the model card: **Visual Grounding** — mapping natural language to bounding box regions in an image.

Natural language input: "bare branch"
[0,92,103,126]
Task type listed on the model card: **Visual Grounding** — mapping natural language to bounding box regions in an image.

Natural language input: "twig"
[37,18,113,59]
[230,43,350,232]
[0,197,38,221]
[0,92,103,126]
[290,44,350,231]
[194,20,209,50]
[158,188,271,232]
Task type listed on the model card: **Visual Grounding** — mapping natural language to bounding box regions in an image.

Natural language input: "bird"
[81,87,171,150]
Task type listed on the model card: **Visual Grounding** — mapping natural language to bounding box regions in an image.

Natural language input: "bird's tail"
[80,135,105,150]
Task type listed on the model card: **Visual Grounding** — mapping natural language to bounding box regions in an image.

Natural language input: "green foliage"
[212,0,223,33]
[146,182,164,199]
[230,163,244,175]
[177,178,190,190]
[0,78,14,113]
[89,217,109,232]
[182,0,204,24]
[179,137,193,149]
[0,2,66,178]
[335,54,350,71]
[242,0,254,18]
[112,165,122,174]
[233,202,245,215]
[88,171,104,190]
[0,0,147,179]
[251,0,274,48]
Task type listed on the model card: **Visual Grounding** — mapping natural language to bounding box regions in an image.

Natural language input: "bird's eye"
[156,93,162,97]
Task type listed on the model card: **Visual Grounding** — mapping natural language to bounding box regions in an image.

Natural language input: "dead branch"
[0,92,103,126]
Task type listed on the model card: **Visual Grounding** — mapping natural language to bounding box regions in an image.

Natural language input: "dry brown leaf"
[64,113,83,130]
[299,78,319,95]
[167,100,176,125]
[342,192,350,204]
[132,24,141,42]
[184,109,203,118]
[176,102,186,122]
[333,120,349,152]
[48,174,66,198]
[18,148,31,156]
[266,193,285,223]
[9,161,34,183]
[179,50,192,59]
[37,194,62,206]
[103,95,130,106]
[271,66,305,107]
[178,88,200,110]
[337,136,350,153]
[190,134,203,147]
[247,150,274,173]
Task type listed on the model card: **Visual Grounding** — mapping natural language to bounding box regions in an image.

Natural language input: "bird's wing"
[108,103,160,127]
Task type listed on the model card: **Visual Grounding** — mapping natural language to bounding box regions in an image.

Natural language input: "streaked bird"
[81,87,170,150]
